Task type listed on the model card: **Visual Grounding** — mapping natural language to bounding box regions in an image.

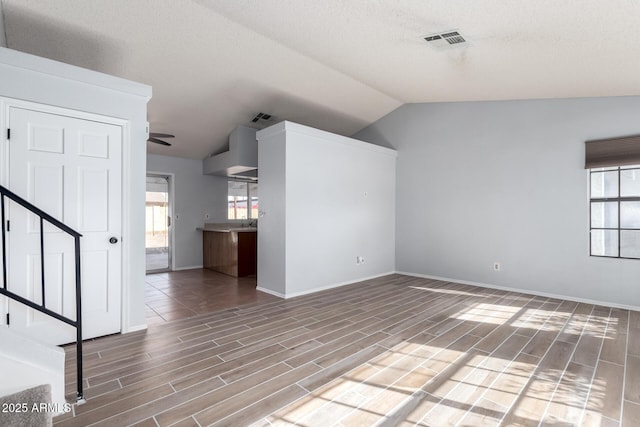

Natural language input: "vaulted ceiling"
[2,0,640,159]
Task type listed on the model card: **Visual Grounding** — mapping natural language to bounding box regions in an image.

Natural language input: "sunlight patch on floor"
[455,303,522,325]
[409,286,487,297]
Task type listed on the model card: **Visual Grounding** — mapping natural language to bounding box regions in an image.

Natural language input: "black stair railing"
[0,185,84,402]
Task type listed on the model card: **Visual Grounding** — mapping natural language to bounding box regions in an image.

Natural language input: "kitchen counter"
[201,226,257,277]
[197,226,257,233]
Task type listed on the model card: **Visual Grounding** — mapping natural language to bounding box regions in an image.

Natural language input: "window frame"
[589,166,640,259]
[227,179,258,221]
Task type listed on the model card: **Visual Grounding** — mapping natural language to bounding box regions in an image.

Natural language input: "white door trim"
[0,97,6,322]
[0,96,132,336]
[120,119,136,333]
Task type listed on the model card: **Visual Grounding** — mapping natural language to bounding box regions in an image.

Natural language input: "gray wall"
[256,128,287,296]
[147,154,228,270]
[0,3,6,48]
[355,97,640,309]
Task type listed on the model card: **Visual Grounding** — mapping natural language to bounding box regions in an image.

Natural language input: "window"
[589,165,640,258]
[228,180,258,220]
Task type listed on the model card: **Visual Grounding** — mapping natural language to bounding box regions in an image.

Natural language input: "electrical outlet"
[493,262,501,271]
[356,256,365,265]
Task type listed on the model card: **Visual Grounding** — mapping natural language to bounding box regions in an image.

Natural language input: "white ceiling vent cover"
[424,30,467,48]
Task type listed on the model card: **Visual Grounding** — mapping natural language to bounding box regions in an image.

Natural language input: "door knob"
[109,237,118,244]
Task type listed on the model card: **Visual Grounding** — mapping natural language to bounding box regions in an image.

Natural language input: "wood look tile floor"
[145,269,279,325]
[54,274,640,426]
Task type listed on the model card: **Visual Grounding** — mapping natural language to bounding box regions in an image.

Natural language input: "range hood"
[202,125,257,179]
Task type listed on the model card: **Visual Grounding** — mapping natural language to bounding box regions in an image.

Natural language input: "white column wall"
[258,121,396,298]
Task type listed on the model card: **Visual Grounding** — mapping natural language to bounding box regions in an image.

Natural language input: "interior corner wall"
[146,154,228,270]
[257,122,396,298]
[354,97,640,309]
[0,3,6,48]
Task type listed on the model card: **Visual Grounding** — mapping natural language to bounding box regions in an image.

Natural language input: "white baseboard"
[256,286,286,298]
[173,265,203,271]
[260,271,396,300]
[396,271,640,312]
[122,323,147,333]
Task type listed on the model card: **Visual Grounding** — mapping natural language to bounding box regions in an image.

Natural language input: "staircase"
[0,384,55,426]
[0,185,84,422]
[0,327,65,404]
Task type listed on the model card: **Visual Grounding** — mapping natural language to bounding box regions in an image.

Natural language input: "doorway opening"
[146,174,172,273]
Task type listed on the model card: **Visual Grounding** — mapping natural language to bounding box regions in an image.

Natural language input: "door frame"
[0,96,132,335]
[146,171,175,273]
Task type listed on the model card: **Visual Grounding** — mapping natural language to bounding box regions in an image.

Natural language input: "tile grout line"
[336,293,538,427]
[460,298,560,422]
[75,354,227,418]
[489,299,583,427]
[440,295,554,427]
[365,293,534,426]
[155,359,298,420]
[620,309,630,425]
[448,297,568,427]
[535,303,596,426]
[576,306,614,426]
[83,344,228,388]
[117,328,320,400]
[258,297,478,426]
[80,371,222,426]
[188,363,319,426]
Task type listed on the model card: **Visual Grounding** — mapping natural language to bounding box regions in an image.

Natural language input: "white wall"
[0,328,65,405]
[257,121,396,298]
[147,154,228,270]
[0,47,150,332]
[355,97,640,309]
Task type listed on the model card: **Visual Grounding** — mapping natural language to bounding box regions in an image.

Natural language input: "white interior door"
[6,106,122,345]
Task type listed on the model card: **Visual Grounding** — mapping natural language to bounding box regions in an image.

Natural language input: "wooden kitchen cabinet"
[203,229,257,277]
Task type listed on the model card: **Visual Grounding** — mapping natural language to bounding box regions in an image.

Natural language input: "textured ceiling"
[2,0,640,159]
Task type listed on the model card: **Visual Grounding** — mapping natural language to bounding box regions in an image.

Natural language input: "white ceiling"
[2,0,640,159]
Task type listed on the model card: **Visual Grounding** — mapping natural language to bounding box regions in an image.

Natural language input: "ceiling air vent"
[250,112,277,129]
[251,112,272,123]
[424,30,466,48]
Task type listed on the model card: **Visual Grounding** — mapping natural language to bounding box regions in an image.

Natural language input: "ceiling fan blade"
[149,132,175,139]
[148,137,172,146]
